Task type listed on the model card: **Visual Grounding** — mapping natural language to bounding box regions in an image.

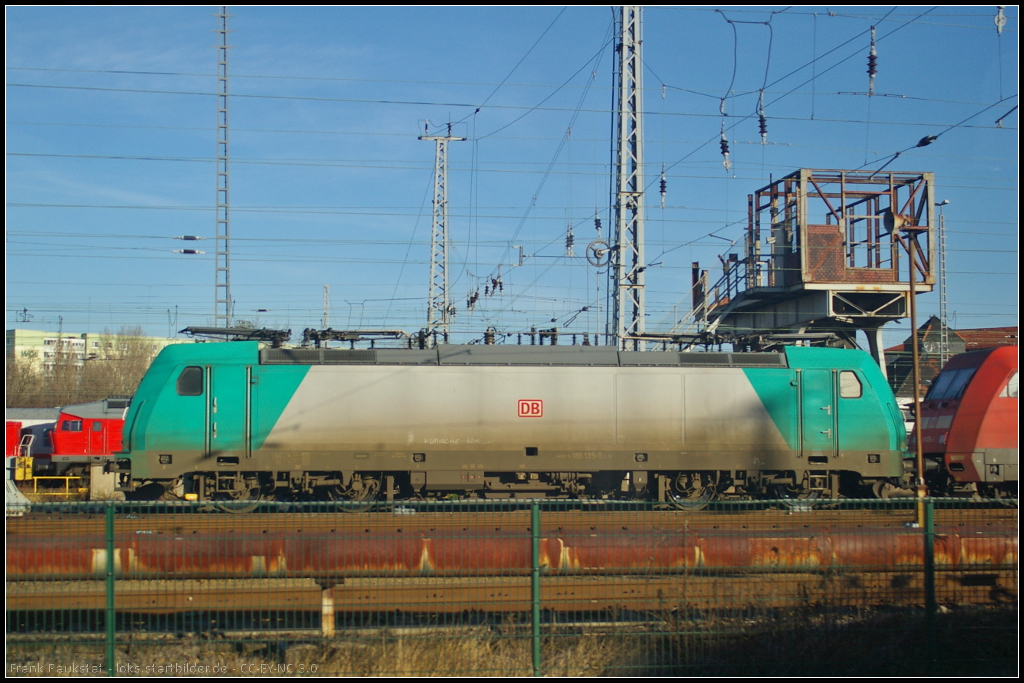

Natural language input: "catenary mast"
[420,122,465,342]
[214,7,233,328]
[611,6,646,350]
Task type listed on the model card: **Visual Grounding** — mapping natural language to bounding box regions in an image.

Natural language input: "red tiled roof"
[958,327,1018,349]
[885,316,1017,353]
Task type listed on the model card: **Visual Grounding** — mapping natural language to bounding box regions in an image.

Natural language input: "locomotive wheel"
[985,484,1018,507]
[326,473,382,511]
[870,479,913,499]
[214,476,270,513]
[666,472,714,511]
[214,486,263,513]
[771,484,820,511]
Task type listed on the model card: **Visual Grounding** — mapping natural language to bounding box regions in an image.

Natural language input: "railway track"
[6,568,1016,617]
[7,505,1018,538]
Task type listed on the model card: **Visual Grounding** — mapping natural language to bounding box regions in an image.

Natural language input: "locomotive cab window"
[838,371,862,398]
[926,367,977,401]
[61,420,82,432]
[176,366,204,396]
[92,421,103,432]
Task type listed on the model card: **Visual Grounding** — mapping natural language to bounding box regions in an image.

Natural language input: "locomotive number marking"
[518,399,543,418]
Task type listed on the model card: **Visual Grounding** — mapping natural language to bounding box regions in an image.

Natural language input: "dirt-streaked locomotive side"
[120,342,905,503]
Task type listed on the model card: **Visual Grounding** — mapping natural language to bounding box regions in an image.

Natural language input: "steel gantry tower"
[611,6,647,350]
[214,7,233,328]
[420,123,464,341]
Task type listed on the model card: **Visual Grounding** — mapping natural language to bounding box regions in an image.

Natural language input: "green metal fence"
[5,498,1018,676]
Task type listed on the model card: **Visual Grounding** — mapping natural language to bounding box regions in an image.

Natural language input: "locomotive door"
[88,421,105,455]
[207,365,252,458]
[800,369,837,458]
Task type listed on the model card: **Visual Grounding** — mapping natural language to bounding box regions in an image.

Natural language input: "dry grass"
[6,606,1018,677]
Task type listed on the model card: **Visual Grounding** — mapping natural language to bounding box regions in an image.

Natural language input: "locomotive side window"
[838,371,862,398]
[1000,371,1018,398]
[62,420,83,432]
[176,366,204,396]
[92,421,103,432]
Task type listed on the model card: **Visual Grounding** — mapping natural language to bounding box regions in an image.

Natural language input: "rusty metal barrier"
[5,498,1018,676]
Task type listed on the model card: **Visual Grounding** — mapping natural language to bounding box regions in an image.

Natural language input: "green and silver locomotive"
[119,342,906,503]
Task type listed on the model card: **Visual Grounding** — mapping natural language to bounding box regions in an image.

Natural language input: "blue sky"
[6,6,1018,348]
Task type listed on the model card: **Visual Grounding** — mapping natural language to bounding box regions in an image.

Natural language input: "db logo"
[518,399,543,418]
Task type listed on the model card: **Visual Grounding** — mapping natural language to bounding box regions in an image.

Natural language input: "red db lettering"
[518,399,543,418]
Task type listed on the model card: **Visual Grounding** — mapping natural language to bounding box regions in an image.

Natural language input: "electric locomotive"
[918,345,1018,498]
[118,341,906,504]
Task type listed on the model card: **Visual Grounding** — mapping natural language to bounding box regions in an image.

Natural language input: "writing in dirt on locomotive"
[115,341,912,505]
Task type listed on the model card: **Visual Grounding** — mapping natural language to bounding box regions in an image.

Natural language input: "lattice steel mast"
[322,284,330,329]
[611,6,646,350]
[420,122,465,340]
[937,200,950,367]
[214,7,233,328]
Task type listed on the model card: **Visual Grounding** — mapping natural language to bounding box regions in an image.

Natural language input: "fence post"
[105,501,116,676]
[923,498,936,674]
[531,502,541,677]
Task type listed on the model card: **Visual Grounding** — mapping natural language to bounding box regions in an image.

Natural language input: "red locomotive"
[38,397,129,476]
[918,346,1018,498]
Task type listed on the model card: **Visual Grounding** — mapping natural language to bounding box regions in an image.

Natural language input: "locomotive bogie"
[121,343,906,502]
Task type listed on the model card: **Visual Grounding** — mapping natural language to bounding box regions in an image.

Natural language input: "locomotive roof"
[258,344,790,368]
[941,344,1018,372]
[59,397,130,420]
[5,407,60,422]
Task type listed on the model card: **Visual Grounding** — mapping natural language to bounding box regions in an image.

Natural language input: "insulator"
[720,124,731,172]
[660,166,667,209]
[995,6,1006,35]
[758,92,767,144]
[867,26,877,95]
[916,135,937,148]
[594,216,602,234]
